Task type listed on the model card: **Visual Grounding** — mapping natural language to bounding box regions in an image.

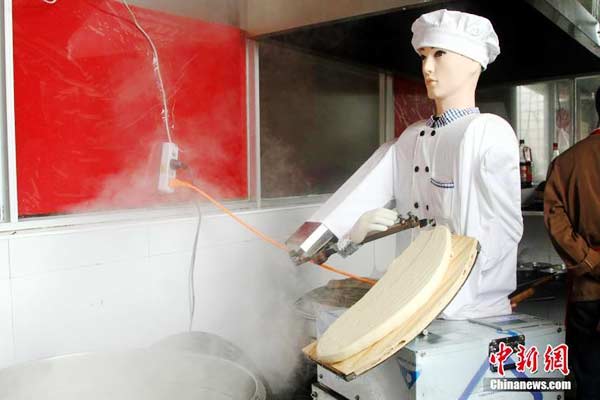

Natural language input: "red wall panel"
[13,0,247,216]
[394,77,434,136]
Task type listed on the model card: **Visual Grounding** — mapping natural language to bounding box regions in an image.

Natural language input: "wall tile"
[10,226,148,278]
[0,280,14,368]
[148,206,317,256]
[11,255,189,363]
[148,219,205,256]
[0,240,8,280]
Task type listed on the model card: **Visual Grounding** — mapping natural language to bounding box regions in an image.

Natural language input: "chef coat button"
[426,205,429,211]
[414,202,419,209]
[431,130,436,136]
[425,166,430,173]
[414,166,419,172]
[419,130,425,136]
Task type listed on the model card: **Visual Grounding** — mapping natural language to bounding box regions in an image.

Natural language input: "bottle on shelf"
[519,139,527,187]
[551,142,560,161]
[519,139,533,188]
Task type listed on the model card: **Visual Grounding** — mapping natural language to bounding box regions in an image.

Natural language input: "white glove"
[349,208,398,244]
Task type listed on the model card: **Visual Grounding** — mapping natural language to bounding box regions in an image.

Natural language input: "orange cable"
[170,178,376,286]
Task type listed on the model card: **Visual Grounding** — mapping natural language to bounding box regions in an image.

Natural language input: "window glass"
[575,75,600,142]
[518,83,550,183]
[477,85,516,127]
[13,0,247,217]
[554,80,574,153]
[577,0,599,19]
[516,79,574,182]
[259,42,380,198]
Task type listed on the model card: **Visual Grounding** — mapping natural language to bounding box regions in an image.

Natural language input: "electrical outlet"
[158,142,179,193]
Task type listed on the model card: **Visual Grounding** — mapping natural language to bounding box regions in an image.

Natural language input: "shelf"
[522,211,544,217]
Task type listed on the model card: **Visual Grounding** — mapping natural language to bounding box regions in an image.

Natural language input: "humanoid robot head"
[418,46,481,109]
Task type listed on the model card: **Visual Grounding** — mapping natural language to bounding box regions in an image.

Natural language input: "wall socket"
[158,142,179,193]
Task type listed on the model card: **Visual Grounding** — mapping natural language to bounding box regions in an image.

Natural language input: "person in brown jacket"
[544,86,600,399]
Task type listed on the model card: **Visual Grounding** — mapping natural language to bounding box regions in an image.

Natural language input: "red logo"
[516,344,539,374]
[489,342,514,376]
[543,344,570,375]
[489,343,569,376]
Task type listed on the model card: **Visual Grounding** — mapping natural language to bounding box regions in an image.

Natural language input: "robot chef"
[297,9,523,320]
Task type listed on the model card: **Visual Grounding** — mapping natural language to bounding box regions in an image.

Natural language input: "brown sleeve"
[544,162,600,277]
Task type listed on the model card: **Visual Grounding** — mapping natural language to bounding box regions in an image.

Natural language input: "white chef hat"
[411,9,500,70]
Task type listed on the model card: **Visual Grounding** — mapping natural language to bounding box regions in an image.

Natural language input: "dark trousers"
[566,300,600,400]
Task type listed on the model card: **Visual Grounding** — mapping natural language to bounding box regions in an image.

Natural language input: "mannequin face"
[419,47,481,113]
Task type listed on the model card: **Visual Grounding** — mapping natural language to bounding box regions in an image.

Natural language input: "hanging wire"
[120,0,173,143]
[188,201,202,331]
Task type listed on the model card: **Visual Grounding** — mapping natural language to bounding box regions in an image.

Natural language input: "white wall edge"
[0,200,325,238]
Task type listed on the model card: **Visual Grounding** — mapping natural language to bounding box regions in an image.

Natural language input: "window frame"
[574,74,600,143]
[0,3,392,233]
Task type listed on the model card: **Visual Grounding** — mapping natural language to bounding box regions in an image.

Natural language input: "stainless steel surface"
[315,315,565,399]
[265,1,600,87]
[127,0,241,25]
[0,349,266,400]
[539,264,567,275]
[246,39,261,206]
[3,0,18,223]
[295,279,372,321]
[295,280,371,348]
[286,214,429,265]
[518,261,556,272]
[286,222,336,265]
[0,0,8,223]
[152,332,270,398]
[312,383,345,400]
[527,0,600,57]
[244,0,440,36]
[361,213,425,244]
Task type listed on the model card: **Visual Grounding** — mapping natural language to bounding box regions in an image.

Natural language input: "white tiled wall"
[0,280,13,368]
[0,239,12,368]
[11,256,190,363]
[0,240,9,280]
[10,226,148,278]
[0,204,390,378]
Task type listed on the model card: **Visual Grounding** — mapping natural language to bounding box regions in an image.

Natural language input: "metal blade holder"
[286,213,434,265]
[336,213,432,258]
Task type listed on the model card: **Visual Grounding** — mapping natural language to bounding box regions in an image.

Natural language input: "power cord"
[42,0,173,144]
[171,178,377,286]
[120,0,173,144]
[188,200,202,331]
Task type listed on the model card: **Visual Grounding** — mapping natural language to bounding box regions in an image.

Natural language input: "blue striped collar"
[426,107,480,128]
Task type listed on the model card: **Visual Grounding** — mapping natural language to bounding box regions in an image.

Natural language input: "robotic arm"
[286,212,432,265]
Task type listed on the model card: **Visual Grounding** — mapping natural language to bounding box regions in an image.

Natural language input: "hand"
[349,208,398,244]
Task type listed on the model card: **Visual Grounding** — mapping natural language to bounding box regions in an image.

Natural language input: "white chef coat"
[311,111,523,319]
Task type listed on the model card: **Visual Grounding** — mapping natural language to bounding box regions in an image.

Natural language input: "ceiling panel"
[265,0,600,87]
[127,0,241,26]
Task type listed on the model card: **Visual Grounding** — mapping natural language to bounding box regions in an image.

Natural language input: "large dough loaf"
[316,225,452,363]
